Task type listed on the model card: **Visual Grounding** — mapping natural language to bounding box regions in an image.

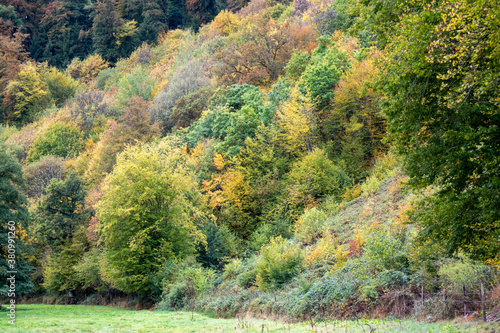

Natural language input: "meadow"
[1,305,499,332]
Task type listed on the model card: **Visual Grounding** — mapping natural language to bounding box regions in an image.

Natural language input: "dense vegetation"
[1,0,499,324]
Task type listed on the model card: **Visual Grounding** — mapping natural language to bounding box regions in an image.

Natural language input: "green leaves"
[97,143,203,296]
[27,123,84,163]
[376,0,500,258]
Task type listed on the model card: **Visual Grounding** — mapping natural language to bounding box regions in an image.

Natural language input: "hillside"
[1,0,499,328]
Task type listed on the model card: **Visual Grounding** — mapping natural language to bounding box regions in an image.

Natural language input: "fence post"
[421,285,424,306]
[463,284,467,317]
[481,282,486,322]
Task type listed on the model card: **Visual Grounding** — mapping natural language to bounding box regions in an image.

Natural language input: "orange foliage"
[213,15,317,85]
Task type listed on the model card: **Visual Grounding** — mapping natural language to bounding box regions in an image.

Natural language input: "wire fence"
[411,283,499,321]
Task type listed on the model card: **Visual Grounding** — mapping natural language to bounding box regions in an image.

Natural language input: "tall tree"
[375,0,500,258]
[91,0,122,62]
[0,145,33,296]
[97,143,203,297]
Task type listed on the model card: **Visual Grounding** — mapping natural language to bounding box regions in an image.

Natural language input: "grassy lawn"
[0,304,499,332]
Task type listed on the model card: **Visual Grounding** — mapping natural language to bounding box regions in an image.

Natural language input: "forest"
[1,0,499,325]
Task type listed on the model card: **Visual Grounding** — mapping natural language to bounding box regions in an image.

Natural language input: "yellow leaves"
[84,138,94,151]
[151,80,168,98]
[221,169,251,210]
[213,153,225,171]
[276,89,315,155]
[341,183,362,201]
[114,20,139,46]
[210,10,241,37]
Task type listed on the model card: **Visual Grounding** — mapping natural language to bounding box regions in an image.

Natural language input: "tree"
[376,0,500,258]
[23,155,65,198]
[298,36,350,108]
[33,173,88,248]
[40,65,78,107]
[0,5,28,101]
[97,143,204,297]
[213,14,316,85]
[326,51,386,181]
[0,145,33,296]
[92,0,122,62]
[3,62,52,125]
[66,54,109,84]
[84,97,159,184]
[151,59,210,133]
[285,148,350,217]
[170,86,214,129]
[26,122,84,163]
[186,84,273,157]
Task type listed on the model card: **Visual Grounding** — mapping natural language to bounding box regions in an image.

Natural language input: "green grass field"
[0,304,499,332]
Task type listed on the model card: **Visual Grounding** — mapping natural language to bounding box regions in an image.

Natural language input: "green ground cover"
[1,304,499,332]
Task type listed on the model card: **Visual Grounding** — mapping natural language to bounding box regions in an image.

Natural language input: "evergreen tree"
[92,0,121,62]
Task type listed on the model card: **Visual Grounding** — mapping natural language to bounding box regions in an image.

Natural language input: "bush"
[248,218,293,252]
[294,207,327,244]
[225,259,255,289]
[363,227,407,272]
[74,247,110,291]
[304,233,347,269]
[27,123,84,162]
[0,124,18,141]
[438,257,494,293]
[160,282,191,310]
[160,258,216,310]
[286,148,350,215]
[255,236,303,291]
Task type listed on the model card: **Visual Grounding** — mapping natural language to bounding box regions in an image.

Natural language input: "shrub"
[222,259,242,281]
[236,258,258,288]
[27,123,84,162]
[161,282,191,309]
[160,257,216,309]
[4,123,39,162]
[0,124,18,141]
[286,148,350,215]
[295,207,327,244]
[363,227,407,272]
[74,247,110,291]
[304,233,347,269]
[438,257,494,293]
[255,236,303,291]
